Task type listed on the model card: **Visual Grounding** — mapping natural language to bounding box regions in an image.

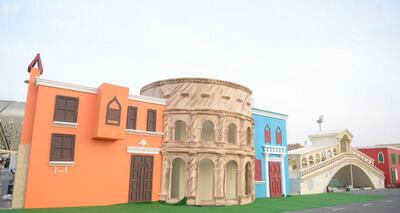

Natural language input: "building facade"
[141,78,255,206]
[252,109,289,198]
[357,146,400,187]
[12,55,166,208]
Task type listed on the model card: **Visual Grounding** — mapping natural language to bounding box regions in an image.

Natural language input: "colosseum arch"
[225,160,238,200]
[174,120,187,142]
[227,123,237,144]
[201,120,215,142]
[170,158,187,200]
[197,158,215,202]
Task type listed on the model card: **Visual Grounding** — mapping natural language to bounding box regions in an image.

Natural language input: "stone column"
[186,153,198,205]
[215,155,225,205]
[238,155,246,204]
[159,154,171,201]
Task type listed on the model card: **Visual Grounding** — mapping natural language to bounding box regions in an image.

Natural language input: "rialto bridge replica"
[288,129,385,195]
[140,78,255,206]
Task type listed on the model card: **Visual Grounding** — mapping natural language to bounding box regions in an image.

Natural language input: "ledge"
[49,161,75,166]
[127,146,161,155]
[255,181,265,184]
[53,121,78,128]
[125,129,164,137]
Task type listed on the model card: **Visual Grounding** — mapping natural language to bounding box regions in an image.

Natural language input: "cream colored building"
[288,129,385,195]
[141,78,255,206]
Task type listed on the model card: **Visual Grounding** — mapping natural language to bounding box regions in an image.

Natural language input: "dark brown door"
[269,162,282,197]
[129,155,153,202]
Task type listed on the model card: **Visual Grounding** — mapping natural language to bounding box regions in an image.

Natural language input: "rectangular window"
[392,153,397,164]
[255,159,262,181]
[54,95,79,123]
[50,134,75,162]
[126,106,138,130]
[147,109,157,132]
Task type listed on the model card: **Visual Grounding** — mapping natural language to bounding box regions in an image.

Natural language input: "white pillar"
[280,155,287,196]
[264,154,270,198]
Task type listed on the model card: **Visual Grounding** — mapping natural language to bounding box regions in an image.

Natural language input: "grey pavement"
[293,189,400,213]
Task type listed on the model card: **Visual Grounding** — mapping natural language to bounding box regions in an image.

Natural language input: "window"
[201,120,215,142]
[227,123,237,144]
[265,125,271,143]
[276,127,282,145]
[54,95,79,123]
[246,127,252,145]
[147,109,157,132]
[106,97,121,125]
[50,134,75,162]
[255,159,262,181]
[392,153,397,164]
[377,152,384,163]
[321,151,327,161]
[126,106,137,129]
[174,120,187,141]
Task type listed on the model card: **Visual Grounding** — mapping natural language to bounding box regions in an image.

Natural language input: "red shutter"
[255,159,262,181]
[276,128,282,145]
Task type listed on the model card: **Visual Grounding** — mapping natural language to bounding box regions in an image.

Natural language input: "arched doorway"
[225,161,238,200]
[170,158,187,200]
[245,162,252,196]
[197,159,214,202]
[327,164,375,190]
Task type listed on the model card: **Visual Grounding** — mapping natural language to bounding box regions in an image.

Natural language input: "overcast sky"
[1,0,399,146]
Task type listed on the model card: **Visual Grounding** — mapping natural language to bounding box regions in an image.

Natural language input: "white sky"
[1,0,399,146]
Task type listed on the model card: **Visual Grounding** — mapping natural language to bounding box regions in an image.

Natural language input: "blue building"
[252,108,289,198]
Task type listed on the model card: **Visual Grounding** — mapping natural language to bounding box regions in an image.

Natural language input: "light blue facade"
[252,108,290,198]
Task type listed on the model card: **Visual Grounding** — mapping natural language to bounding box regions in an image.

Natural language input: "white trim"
[127,146,161,155]
[252,108,288,120]
[255,181,265,184]
[265,154,270,198]
[125,129,164,137]
[36,78,97,94]
[36,78,166,105]
[49,161,75,166]
[53,121,78,128]
[128,94,166,105]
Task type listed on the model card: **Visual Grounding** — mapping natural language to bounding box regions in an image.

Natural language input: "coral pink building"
[357,146,400,187]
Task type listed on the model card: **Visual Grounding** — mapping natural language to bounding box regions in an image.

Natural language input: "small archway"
[170,158,187,200]
[308,155,314,166]
[327,150,333,159]
[321,152,327,161]
[201,120,215,142]
[302,157,308,168]
[225,161,238,199]
[245,162,252,196]
[197,159,214,201]
[227,123,237,144]
[174,120,187,142]
[315,153,321,163]
[333,148,338,156]
[340,135,349,153]
[246,127,252,145]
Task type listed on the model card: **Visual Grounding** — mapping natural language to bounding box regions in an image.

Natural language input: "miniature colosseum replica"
[141,78,255,206]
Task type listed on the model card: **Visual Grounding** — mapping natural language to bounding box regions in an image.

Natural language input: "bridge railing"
[300,153,345,177]
[351,148,374,165]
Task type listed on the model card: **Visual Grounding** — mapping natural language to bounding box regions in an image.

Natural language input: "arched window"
[378,152,384,163]
[174,120,187,141]
[302,157,308,168]
[308,155,314,166]
[321,151,327,161]
[227,123,237,144]
[246,127,252,145]
[276,127,282,145]
[201,120,215,142]
[327,150,332,158]
[333,148,338,156]
[265,125,271,143]
[106,96,121,125]
[315,153,321,163]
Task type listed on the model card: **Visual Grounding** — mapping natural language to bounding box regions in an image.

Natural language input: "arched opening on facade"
[377,152,384,163]
[290,158,298,170]
[333,148,338,156]
[340,135,349,153]
[265,125,271,143]
[227,123,237,144]
[327,164,375,190]
[201,120,215,142]
[315,153,321,163]
[174,120,187,142]
[321,152,327,161]
[170,158,187,200]
[327,150,332,158]
[302,157,308,168]
[245,162,252,196]
[308,155,314,166]
[225,160,238,200]
[276,127,282,145]
[197,159,215,202]
[246,127,252,145]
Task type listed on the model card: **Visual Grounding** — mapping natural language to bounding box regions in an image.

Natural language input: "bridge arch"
[324,163,375,191]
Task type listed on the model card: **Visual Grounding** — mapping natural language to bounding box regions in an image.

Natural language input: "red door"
[269,162,282,197]
[129,155,153,202]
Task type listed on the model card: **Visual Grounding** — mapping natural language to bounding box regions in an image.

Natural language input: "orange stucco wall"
[23,74,165,208]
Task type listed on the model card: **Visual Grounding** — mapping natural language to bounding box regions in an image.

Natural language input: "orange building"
[12,54,166,208]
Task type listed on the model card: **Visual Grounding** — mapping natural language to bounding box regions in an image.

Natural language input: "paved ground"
[293,189,400,213]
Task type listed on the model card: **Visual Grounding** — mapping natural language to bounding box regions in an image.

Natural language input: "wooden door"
[269,162,282,197]
[129,155,153,202]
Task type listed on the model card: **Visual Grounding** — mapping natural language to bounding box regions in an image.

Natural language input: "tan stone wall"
[11,144,31,208]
